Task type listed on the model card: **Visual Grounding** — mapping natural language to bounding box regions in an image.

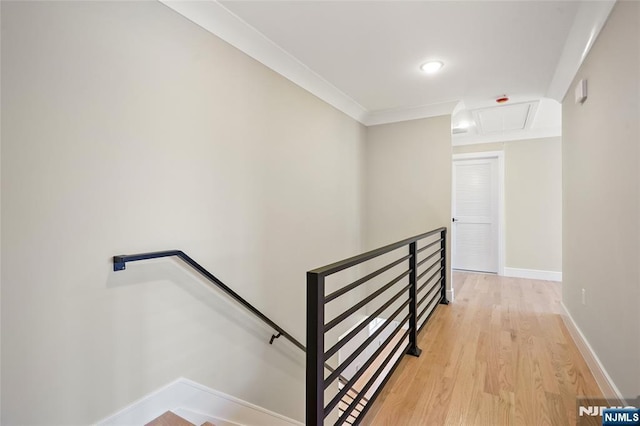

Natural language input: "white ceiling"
[220,0,576,112]
[161,0,615,142]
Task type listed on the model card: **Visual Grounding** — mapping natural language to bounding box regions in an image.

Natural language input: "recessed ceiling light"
[420,61,444,74]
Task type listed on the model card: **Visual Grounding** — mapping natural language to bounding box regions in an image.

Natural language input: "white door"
[452,157,499,273]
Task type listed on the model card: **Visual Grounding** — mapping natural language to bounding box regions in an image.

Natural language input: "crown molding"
[159,0,605,126]
[363,101,459,126]
[546,0,616,102]
[158,0,458,126]
[158,0,369,123]
[452,126,561,146]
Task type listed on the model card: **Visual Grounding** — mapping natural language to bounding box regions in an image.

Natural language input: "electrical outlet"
[581,288,586,305]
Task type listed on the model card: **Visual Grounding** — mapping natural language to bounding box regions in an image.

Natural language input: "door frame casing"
[452,151,505,276]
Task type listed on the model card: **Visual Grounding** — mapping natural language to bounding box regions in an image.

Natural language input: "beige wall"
[453,142,504,155]
[453,137,562,272]
[364,117,452,292]
[1,2,366,424]
[505,138,562,271]
[562,1,640,399]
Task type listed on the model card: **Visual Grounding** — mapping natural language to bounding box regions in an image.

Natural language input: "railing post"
[440,228,450,305]
[406,242,422,357]
[306,271,325,426]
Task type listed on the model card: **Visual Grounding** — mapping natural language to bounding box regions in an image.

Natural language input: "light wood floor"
[361,272,603,426]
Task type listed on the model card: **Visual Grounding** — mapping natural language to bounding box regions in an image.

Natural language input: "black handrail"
[112,249,362,393]
[113,248,374,417]
[308,227,445,277]
[113,250,305,352]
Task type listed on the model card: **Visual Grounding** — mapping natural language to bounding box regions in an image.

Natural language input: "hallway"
[362,272,603,425]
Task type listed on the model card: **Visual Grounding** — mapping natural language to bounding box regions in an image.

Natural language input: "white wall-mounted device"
[575,79,588,104]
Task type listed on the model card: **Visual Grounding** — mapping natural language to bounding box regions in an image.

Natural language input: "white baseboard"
[503,267,562,282]
[96,377,303,426]
[560,302,626,404]
[446,288,455,302]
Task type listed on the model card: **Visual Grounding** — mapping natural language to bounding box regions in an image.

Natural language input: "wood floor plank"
[362,272,605,426]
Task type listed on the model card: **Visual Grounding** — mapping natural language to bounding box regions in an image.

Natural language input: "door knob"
[452,218,458,222]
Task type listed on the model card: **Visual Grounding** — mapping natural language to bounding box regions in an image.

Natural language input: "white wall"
[453,137,563,273]
[562,1,640,399]
[1,1,365,424]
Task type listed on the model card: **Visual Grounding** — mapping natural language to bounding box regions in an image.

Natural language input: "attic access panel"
[472,101,539,134]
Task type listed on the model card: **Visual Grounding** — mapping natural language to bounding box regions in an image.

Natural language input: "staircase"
[337,383,368,426]
[114,226,447,426]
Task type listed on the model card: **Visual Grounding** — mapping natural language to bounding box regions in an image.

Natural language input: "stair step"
[145,411,196,426]
[144,411,218,426]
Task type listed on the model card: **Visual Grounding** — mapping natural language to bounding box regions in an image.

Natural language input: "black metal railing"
[306,227,448,425]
